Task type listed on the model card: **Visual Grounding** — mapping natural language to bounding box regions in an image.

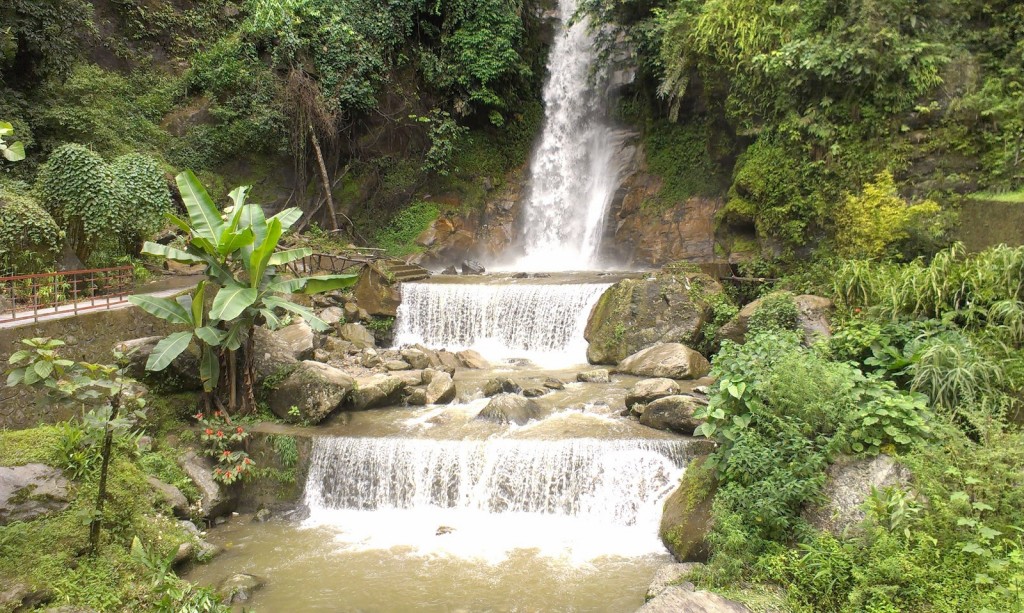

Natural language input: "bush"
[110,153,172,245]
[833,171,941,259]
[0,188,63,273]
[374,201,440,256]
[748,291,799,335]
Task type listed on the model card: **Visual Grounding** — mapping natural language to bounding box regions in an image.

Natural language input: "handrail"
[0,266,135,324]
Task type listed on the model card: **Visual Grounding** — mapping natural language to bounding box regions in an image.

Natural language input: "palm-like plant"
[129,170,356,411]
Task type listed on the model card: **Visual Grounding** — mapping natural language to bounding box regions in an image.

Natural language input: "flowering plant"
[195,410,255,485]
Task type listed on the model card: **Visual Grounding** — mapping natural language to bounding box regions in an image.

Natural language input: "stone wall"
[0,307,184,429]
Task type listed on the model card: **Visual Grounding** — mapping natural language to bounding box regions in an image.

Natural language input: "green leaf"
[978,526,1002,540]
[144,332,193,372]
[249,217,283,287]
[216,228,255,257]
[262,296,327,331]
[269,207,303,232]
[210,285,258,321]
[950,491,971,505]
[962,542,987,556]
[222,321,247,351]
[259,308,282,330]
[727,382,746,399]
[176,170,223,243]
[191,281,205,328]
[2,141,25,162]
[8,350,30,364]
[140,241,204,264]
[299,274,359,295]
[194,325,226,346]
[199,345,219,393]
[698,422,717,438]
[33,360,53,380]
[129,295,193,325]
[268,248,312,267]
[6,369,24,387]
[972,502,995,512]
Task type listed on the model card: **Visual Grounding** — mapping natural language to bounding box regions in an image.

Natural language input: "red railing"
[0,266,135,324]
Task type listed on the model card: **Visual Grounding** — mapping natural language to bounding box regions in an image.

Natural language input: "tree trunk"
[88,394,120,555]
[310,127,339,231]
[228,348,238,412]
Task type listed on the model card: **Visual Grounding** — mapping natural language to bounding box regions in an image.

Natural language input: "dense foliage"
[0,187,63,273]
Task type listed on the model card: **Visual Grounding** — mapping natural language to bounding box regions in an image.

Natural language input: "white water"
[303,436,689,562]
[513,0,619,271]
[393,281,610,366]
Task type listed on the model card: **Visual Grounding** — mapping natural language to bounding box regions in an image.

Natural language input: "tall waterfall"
[393,281,610,365]
[303,436,689,560]
[515,0,619,271]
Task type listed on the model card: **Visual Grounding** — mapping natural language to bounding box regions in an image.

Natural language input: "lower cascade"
[393,281,611,364]
[302,435,690,560]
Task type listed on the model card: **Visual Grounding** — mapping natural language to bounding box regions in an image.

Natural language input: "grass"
[967,189,1024,203]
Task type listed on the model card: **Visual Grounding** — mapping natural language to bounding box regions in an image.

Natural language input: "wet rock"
[626,378,681,410]
[456,349,489,369]
[339,323,376,349]
[647,563,700,599]
[173,541,193,565]
[577,369,610,383]
[392,370,425,386]
[639,587,751,613]
[218,573,264,604]
[0,464,70,525]
[401,347,432,369]
[147,476,190,519]
[521,386,548,398]
[543,377,565,390]
[640,395,706,435]
[511,272,529,279]
[617,343,710,380]
[348,374,406,410]
[425,371,457,404]
[406,388,428,406]
[461,260,486,275]
[383,359,412,371]
[483,377,522,397]
[253,507,272,523]
[268,360,355,424]
[660,456,717,563]
[436,350,461,373]
[252,322,315,382]
[804,455,912,536]
[585,271,722,364]
[718,293,834,345]
[477,394,542,426]
[442,265,458,275]
[318,306,345,326]
[177,451,236,519]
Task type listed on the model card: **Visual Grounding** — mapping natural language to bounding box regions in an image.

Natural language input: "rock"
[360,348,382,368]
[626,378,682,411]
[585,272,722,364]
[114,336,202,391]
[0,582,54,611]
[660,456,717,562]
[343,302,360,321]
[483,377,522,397]
[218,573,264,605]
[647,563,700,599]
[339,323,376,349]
[392,370,424,386]
[252,322,315,382]
[477,394,542,426]
[147,477,190,519]
[383,359,412,371]
[318,306,345,326]
[177,451,236,519]
[354,265,401,317]
[323,336,356,356]
[436,350,462,372]
[804,455,912,536]
[173,541,193,565]
[442,265,458,275]
[456,349,489,369]
[268,361,354,424]
[0,464,70,525]
[406,388,428,406]
[640,396,706,435]
[718,293,834,345]
[577,369,610,383]
[253,507,272,523]
[521,386,548,398]
[617,344,710,380]
[347,374,406,410]
[639,587,751,613]
[425,371,457,404]
[543,377,565,390]
[401,348,432,370]
[461,259,485,274]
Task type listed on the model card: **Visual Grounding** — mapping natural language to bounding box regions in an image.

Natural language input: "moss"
[0,426,63,466]
[660,456,717,562]
[373,201,440,257]
[642,119,730,211]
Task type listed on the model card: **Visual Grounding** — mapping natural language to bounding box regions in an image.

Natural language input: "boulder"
[383,359,412,371]
[115,336,202,391]
[626,378,681,410]
[660,456,717,563]
[343,302,360,321]
[647,563,700,599]
[267,361,354,424]
[804,454,912,536]
[218,573,264,605]
[406,388,428,406]
[400,348,432,370]
[616,344,710,380]
[483,377,522,397]
[456,349,489,369]
[318,306,345,326]
[436,350,462,372]
[442,265,458,275]
[147,476,190,519]
[640,396,706,435]
[339,323,376,349]
[585,272,722,364]
[577,369,610,383]
[348,374,406,410]
[543,378,565,390]
[360,348,382,368]
[425,371,457,404]
[0,464,70,525]
[0,582,54,612]
[323,336,356,356]
[639,587,751,613]
[252,322,315,382]
[521,386,548,398]
[354,264,401,317]
[461,259,486,275]
[477,394,542,426]
[718,293,834,345]
[178,451,236,519]
[392,370,425,386]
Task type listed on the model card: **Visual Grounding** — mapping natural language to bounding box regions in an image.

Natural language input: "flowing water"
[513,0,619,271]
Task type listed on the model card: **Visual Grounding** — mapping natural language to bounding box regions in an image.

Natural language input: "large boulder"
[339,323,376,349]
[616,344,711,380]
[456,349,489,369]
[625,378,681,409]
[252,322,315,382]
[267,360,354,424]
[718,293,834,345]
[660,456,717,562]
[640,396,706,435]
[477,394,542,426]
[0,464,70,525]
[347,374,406,410]
[425,371,457,404]
[483,377,522,397]
[647,563,699,600]
[177,451,236,519]
[354,264,401,317]
[577,369,610,383]
[147,476,190,519]
[217,573,264,605]
[639,587,751,613]
[400,347,432,369]
[585,271,721,364]
[115,336,202,391]
[804,454,912,536]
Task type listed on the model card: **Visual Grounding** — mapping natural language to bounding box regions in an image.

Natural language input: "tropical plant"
[0,120,25,162]
[129,170,357,412]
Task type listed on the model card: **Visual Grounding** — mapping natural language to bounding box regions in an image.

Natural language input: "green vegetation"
[0,186,63,273]
[374,201,440,257]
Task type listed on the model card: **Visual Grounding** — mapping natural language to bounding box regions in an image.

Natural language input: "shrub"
[0,188,63,273]
[748,291,799,335]
[110,153,172,245]
[374,201,440,256]
[833,171,941,259]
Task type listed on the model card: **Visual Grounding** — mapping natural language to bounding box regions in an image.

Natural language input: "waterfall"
[303,436,689,560]
[393,281,610,365]
[514,0,619,271]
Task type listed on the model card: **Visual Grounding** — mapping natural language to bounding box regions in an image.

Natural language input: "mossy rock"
[660,455,717,562]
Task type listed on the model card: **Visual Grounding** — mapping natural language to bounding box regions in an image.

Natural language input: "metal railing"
[0,266,135,324]
[285,253,371,277]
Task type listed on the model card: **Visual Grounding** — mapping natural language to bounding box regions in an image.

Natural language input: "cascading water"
[393,281,611,365]
[514,0,619,271]
[302,436,690,561]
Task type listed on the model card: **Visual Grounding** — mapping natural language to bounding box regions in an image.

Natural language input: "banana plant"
[130,170,356,410]
[0,121,26,162]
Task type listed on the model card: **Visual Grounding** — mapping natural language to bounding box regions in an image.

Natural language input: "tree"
[130,170,357,412]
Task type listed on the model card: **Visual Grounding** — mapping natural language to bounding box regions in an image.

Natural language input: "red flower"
[854,307,862,314]
[236,426,244,434]
[214,410,221,417]
[244,458,251,465]
[223,450,231,457]
[194,413,204,420]
[204,428,213,435]
[216,430,224,437]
